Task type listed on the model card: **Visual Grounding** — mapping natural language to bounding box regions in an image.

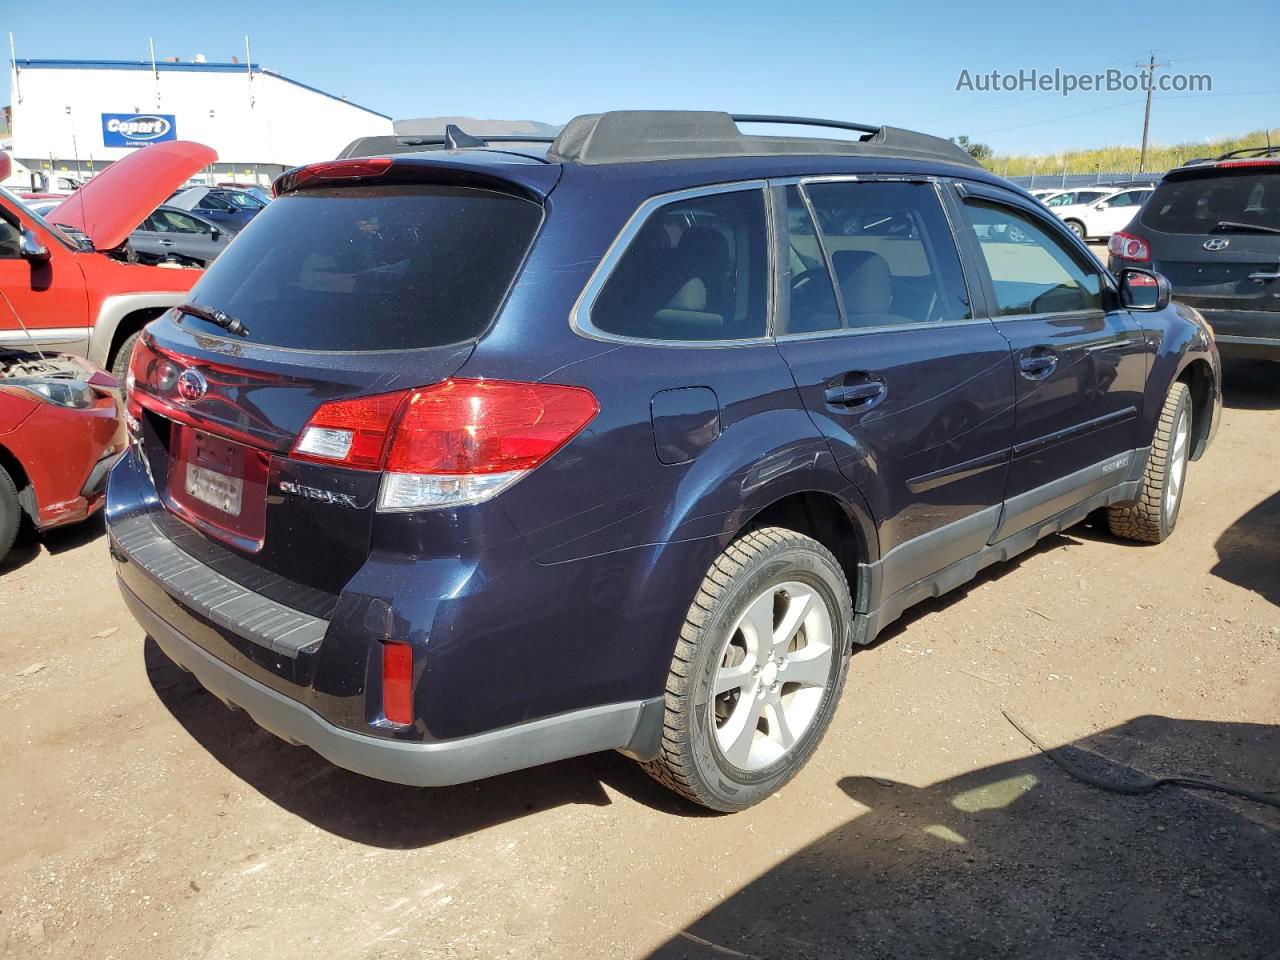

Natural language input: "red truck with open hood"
[0,141,217,381]
[0,142,217,564]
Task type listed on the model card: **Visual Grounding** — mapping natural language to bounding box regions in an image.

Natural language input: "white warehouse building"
[5,57,393,189]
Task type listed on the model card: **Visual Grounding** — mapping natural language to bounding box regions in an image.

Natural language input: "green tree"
[952,135,994,163]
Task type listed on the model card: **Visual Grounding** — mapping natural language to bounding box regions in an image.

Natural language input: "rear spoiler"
[272,154,562,202]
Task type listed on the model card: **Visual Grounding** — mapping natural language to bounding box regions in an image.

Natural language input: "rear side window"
[589,188,768,341]
[961,200,1102,316]
[184,184,542,351]
[1103,190,1148,208]
[802,180,972,328]
[1141,170,1280,233]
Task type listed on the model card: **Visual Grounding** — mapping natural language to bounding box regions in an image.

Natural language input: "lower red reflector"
[382,643,414,726]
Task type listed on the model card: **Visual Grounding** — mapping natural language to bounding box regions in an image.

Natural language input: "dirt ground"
[1,359,1277,960]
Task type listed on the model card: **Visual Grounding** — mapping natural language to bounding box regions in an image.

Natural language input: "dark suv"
[107,112,1221,811]
[1110,147,1280,360]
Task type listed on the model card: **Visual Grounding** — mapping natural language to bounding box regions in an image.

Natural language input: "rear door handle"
[158,239,176,246]
[1018,350,1058,380]
[824,377,885,407]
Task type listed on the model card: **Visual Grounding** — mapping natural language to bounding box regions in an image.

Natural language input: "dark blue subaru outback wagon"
[108,112,1221,811]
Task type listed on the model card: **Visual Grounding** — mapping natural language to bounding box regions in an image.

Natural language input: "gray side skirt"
[852,448,1150,645]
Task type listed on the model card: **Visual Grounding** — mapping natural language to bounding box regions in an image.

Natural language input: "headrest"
[832,250,893,315]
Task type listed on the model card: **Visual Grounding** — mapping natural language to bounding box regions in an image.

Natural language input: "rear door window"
[183,184,543,351]
[1141,169,1280,233]
[589,188,768,341]
[961,200,1103,315]
[781,185,842,334]
[801,180,972,328]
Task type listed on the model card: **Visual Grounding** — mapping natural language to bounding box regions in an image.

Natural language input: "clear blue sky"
[6,0,1277,156]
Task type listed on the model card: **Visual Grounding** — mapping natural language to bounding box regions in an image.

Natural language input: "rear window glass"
[182,184,542,350]
[1142,169,1280,234]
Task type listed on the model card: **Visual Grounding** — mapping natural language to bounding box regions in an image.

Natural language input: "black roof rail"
[544,111,983,168]
[1213,144,1280,161]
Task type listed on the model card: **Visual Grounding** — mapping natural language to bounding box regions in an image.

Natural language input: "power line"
[972,98,1145,138]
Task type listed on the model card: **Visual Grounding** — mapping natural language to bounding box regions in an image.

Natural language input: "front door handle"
[158,239,176,246]
[1018,350,1058,381]
[825,377,885,407]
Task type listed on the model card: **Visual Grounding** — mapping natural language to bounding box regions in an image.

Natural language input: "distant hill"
[988,128,1280,177]
[393,116,561,137]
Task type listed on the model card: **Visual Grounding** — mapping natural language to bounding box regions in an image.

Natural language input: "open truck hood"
[48,141,217,251]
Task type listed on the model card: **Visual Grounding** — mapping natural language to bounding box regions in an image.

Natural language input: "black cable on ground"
[1002,710,1280,810]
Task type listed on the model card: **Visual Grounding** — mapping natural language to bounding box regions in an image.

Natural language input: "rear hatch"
[127,159,554,615]
[1135,163,1280,320]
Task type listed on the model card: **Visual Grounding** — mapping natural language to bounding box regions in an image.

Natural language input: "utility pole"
[1136,52,1170,173]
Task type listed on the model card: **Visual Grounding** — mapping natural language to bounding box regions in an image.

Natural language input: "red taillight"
[274,157,394,195]
[291,390,408,469]
[291,379,599,510]
[1108,231,1150,262]
[386,379,600,475]
[382,642,414,726]
[1217,159,1280,169]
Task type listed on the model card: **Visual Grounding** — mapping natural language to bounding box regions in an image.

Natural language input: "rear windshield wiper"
[1210,220,1280,236]
[176,303,251,337]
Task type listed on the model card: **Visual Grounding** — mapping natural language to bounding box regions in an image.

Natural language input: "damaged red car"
[0,142,217,564]
[0,350,125,562]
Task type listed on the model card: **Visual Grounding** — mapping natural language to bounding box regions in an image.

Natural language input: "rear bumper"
[6,393,127,530]
[122,575,658,787]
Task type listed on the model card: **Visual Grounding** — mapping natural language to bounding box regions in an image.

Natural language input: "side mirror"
[19,229,50,262]
[1119,268,1171,311]
[209,227,222,241]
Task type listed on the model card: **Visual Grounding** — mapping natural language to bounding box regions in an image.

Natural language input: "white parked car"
[1050,187,1155,240]
[1028,188,1061,201]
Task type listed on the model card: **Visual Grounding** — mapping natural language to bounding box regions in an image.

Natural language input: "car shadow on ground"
[645,715,1280,960]
[0,513,105,576]
[1212,488,1280,607]
[143,638,714,849]
[1222,359,1278,410]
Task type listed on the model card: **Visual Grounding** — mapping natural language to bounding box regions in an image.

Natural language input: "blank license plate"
[184,463,243,516]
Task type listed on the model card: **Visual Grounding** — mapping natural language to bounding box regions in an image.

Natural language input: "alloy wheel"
[710,581,835,771]
[1166,407,1190,517]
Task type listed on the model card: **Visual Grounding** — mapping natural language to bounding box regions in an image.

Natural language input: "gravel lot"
[1,359,1277,960]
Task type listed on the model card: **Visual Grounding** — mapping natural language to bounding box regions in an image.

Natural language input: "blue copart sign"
[102,114,177,148]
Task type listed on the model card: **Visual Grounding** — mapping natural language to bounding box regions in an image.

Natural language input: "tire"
[0,464,21,568]
[1065,219,1086,239]
[640,527,852,812]
[110,330,141,384]
[1108,381,1192,544]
